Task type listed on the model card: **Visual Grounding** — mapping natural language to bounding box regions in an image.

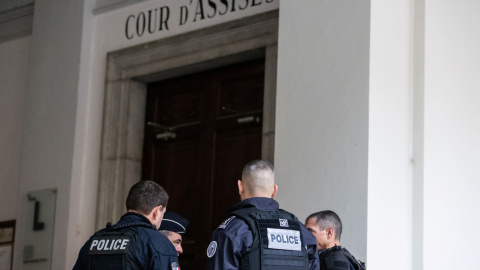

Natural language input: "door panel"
[143,59,265,269]
[211,126,262,231]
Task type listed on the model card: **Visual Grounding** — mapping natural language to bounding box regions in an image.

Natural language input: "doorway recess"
[96,10,279,232]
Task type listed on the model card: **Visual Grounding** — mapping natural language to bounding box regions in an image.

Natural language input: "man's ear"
[238,180,244,196]
[152,206,158,220]
[271,184,278,198]
[153,205,164,220]
[326,227,334,240]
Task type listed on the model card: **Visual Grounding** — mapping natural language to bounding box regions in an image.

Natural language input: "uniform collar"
[229,197,279,213]
[117,211,152,225]
[319,245,343,256]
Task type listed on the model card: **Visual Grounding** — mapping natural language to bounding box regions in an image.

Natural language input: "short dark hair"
[306,210,343,241]
[159,230,172,237]
[242,160,274,179]
[126,180,168,215]
[242,160,275,192]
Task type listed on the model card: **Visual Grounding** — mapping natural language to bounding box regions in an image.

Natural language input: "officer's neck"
[127,210,156,226]
[241,188,276,201]
[241,193,272,201]
[326,240,341,249]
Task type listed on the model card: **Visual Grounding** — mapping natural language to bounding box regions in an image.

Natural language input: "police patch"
[206,241,217,258]
[279,219,289,227]
[218,216,236,229]
[267,228,301,251]
[88,235,132,255]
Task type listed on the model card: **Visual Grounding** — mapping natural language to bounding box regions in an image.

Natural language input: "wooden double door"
[142,59,265,269]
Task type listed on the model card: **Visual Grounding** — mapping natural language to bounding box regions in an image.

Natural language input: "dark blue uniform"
[73,212,179,270]
[205,197,320,270]
[318,246,365,270]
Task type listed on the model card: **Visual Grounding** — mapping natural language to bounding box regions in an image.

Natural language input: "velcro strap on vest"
[264,258,306,266]
[263,249,305,256]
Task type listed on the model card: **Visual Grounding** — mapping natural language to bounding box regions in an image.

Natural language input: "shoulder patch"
[206,241,217,258]
[171,262,180,270]
[218,216,236,229]
[279,219,289,227]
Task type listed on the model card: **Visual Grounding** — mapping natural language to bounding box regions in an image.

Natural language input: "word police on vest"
[267,228,301,251]
[88,236,132,255]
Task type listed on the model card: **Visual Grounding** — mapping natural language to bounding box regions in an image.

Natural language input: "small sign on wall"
[22,189,57,270]
[0,220,15,270]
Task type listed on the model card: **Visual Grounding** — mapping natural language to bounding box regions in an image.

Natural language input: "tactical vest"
[231,207,310,270]
[86,222,155,270]
[319,246,365,270]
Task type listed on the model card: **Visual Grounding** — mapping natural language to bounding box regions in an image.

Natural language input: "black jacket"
[205,197,320,270]
[318,246,365,270]
[73,212,178,270]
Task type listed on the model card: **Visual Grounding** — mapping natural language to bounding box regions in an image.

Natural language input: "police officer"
[73,180,180,270]
[159,211,189,256]
[305,210,365,270]
[205,160,320,270]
